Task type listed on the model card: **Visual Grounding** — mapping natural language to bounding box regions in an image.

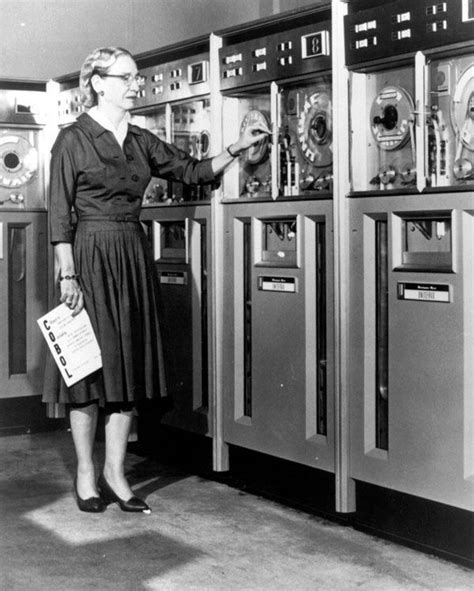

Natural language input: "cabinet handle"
[10,226,26,281]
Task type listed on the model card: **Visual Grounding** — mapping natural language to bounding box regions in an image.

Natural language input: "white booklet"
[37,303,102,387]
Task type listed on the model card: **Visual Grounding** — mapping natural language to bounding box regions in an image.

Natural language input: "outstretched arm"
[147,120,271,184]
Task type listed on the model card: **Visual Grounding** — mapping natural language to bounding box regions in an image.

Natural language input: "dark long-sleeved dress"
[42,112,216,405]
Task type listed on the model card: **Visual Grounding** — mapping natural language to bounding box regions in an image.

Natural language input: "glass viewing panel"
[426,53,474,189]
[170,98,212,202]
[261,218,297,266]
[350,65,416,192]
[237,94,272,199]
[401,214,452,271]
[132,109,169,206]
[279,77,333,197]
[161,221,186,260]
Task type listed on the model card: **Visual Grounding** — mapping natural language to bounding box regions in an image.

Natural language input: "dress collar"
[87,107,130,147]
[76,111,141,141]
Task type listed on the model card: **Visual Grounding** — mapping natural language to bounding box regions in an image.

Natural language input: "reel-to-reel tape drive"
[0,127,45,209]
[427,53,474,187]
[345,0,474,194]
[0,88,46,209]
[237,98,272,199]
[369,84,415,187]
[350,65,416,193]
[218,15,332,200]
[233,83,334,199]
[0,131,39,203]
[225,79,334,199]
[280,79,333,195]
[350,54,474,193]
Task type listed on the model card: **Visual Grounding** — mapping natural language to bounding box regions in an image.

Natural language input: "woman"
[44,47,269,513]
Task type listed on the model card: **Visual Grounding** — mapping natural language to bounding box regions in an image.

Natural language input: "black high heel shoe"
[98,473,151,513]
[73,478,106,513]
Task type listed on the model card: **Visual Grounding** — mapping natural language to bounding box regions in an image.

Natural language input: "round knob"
[378,166,396,185]
[300,174,315,190]
[314,174,331,190]
[245,177,260,194]
[453,158,473,180]
[373,104,398,131]
[10,193,24,204]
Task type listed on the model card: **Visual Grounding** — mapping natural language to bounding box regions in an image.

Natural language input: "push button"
[131,174,139,181]
[126,155,134,162]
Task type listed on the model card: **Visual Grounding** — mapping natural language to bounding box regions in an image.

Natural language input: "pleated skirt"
[42,219,167,405]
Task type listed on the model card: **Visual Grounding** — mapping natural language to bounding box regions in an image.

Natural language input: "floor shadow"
[0,432,208,591]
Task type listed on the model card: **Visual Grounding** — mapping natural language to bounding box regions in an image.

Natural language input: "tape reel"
[297,89,332,168]
[451,63,474,179]
[370,86,414,151]
[452,64,474,151]
[199,130,211,158]
[0,134,38,188]
[188,130,211,159]
[240,109,270,165]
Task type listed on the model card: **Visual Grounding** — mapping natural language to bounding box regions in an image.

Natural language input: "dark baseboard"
[354,481,474,569]
[0,395,66,436]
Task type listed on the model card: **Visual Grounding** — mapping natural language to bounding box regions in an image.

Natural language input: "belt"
[78,214,140,222]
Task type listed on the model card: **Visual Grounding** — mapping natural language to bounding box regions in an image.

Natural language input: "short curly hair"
[80,47,134,108]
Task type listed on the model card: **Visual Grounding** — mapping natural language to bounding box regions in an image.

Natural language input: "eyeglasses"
[100,73,146,87]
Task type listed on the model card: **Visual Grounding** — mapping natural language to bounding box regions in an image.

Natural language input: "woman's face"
[95,54,141,111]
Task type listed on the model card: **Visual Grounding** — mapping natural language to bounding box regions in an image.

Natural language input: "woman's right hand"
[232,121,272,154]
[59,277,84,316]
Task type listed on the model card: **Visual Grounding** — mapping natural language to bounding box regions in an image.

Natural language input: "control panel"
[57,85,84,127]
[345,0,474,66]
[219,22,331,90]
[134,51,210,109]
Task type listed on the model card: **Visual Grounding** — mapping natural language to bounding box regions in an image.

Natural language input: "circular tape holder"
[0,134,38,188]
[370,85,414,151]
[239,109,270,165]
[297,88,333,167]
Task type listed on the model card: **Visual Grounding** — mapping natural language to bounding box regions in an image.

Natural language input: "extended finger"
[71,293,85,317]
[249,132,270,144]
[248,122,271,135]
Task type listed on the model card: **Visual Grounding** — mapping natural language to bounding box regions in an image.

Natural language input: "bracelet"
[226,145,241,158]
[59,274,80,282]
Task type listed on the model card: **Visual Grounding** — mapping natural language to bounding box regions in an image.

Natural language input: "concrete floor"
[0,431,472,591]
